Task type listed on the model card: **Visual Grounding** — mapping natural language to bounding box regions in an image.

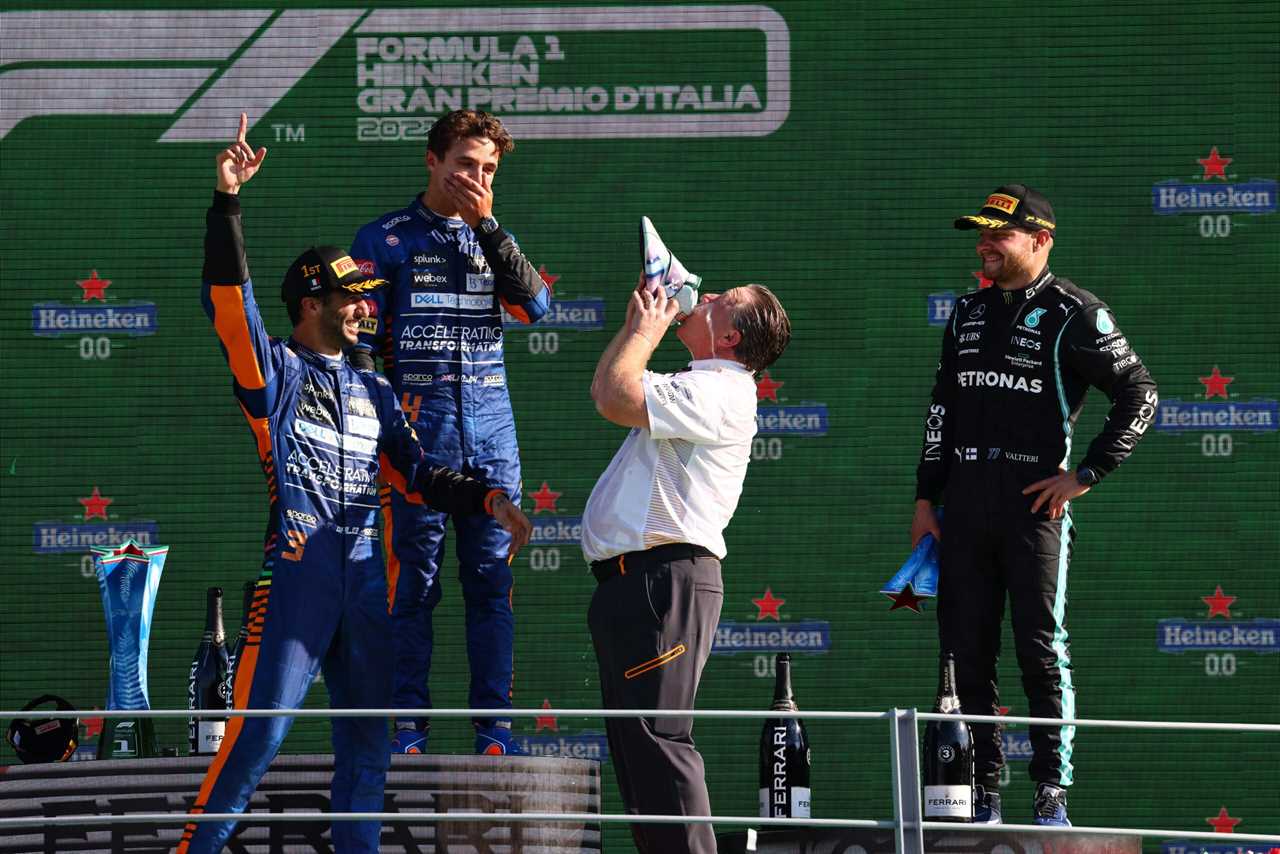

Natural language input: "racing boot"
[474,719,524,755]
[1032,782,1071,826]
[390,721,429,755]
[973,784,1003,824]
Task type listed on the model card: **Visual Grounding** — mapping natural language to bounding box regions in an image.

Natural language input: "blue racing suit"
[351,198,549,734]
[179,191,501,854]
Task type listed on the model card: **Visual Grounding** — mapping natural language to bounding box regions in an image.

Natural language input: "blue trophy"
[93,538,167,758]
[881,509,942,613]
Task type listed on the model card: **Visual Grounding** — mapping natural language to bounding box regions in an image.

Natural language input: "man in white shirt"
[583,279,791,854]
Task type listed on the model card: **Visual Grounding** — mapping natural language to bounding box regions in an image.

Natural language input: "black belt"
[590,543,716,584]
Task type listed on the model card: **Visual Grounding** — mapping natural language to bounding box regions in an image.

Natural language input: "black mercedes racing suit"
[915,269,1157,789]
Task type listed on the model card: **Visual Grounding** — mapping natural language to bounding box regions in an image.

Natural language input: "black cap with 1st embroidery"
[280,246,387,304]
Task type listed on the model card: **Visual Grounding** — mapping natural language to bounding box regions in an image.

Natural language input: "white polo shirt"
[581,358,758,563]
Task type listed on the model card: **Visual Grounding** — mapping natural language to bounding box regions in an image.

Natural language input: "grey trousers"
[587,543,724,854]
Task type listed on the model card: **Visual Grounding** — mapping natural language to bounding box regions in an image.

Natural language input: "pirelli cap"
[281,245,387,304]
[954,184,1056,232]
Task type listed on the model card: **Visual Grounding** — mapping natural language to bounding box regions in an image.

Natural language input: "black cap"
[5,694,78,764]
[954,184,1056,232]
[280,246,387,305]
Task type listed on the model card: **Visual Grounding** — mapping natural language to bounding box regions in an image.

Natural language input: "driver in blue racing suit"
[178,114,531,854]
[350,110,550,755]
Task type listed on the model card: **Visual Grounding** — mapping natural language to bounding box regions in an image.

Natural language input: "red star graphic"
[753,587,785,621]
[1206,806,1241,833]
[78,486,113,521]
[77,270,111,302]
[972,271,994,289]
[535,698,558,733]
[82,713,103,740]
[529,481,562,514]
[756,371,783,402]
[1202,585,1236,620]
[1199,366,1234,399]
[998,706,1011,716]
[1197,147,1232,181]
[537,265,560,292]
[885,584,926,613]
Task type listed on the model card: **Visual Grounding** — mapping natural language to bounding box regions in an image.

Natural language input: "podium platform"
[716,827,1142,854]
[0,753,601,853]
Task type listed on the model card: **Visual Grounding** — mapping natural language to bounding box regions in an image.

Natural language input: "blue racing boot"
[973,784,1003,824]
[474,720,524,755]
[390,721,428,755]
[1033,782,1071,826]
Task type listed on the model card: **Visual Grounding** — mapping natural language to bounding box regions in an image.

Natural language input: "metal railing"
[2,705,1278,851]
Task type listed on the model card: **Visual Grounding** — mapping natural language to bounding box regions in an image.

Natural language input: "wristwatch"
[477,216,500,236]
[1075,466,1099,487]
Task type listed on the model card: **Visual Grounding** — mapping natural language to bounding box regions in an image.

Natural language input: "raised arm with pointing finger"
[179,112,529,854]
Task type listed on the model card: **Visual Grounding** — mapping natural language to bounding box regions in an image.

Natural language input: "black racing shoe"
[973,784,1003,824]
[1033,782,1071,826]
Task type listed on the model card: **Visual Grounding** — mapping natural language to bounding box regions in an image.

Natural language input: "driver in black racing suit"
[910,185,1158,826]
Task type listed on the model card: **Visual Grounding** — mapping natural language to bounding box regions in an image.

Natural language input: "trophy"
[93,537,167,758]
[881,509,942,613]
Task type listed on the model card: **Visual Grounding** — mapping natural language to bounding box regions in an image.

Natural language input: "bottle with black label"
[922,651,974,822]
[188,586,232,756]
[758,652,811,817]
[229,581,254,686]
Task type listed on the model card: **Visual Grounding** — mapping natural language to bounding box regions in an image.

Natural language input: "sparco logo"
[957,371,1043,394]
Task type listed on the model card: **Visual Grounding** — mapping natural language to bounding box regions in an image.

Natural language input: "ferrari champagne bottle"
[188,587,232,755]
[758,653,811,817]
[922,651,974,822]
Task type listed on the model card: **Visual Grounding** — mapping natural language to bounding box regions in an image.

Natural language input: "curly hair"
[426,110,514,159]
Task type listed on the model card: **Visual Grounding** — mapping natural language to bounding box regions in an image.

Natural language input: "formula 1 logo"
[2,7,790,142]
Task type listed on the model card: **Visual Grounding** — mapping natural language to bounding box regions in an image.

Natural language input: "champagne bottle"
[758,653,811,818]
[921,651,974,822]
[188,587,232,756]
[229,581,254,683]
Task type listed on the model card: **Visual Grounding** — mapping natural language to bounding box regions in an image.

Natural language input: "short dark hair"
[427,110,514,160]
[729,285,790,372]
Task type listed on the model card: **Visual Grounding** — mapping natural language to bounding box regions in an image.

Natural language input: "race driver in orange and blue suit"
[178,114,531,854]
[350,110,550,756]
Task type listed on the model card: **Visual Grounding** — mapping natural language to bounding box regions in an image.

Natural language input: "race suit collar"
[687,358,751,374]
[413,196,466,229]
[999,268,1054,304]
[288,337,344,372]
